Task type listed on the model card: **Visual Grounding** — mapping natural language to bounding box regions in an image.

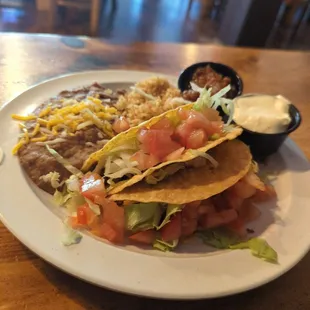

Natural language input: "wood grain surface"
[0,33,310,310]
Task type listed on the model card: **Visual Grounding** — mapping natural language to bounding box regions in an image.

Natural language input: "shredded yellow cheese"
[12,96,120,153]
[12,139,25,155]
[31,136,47,142]
[31,123,41,137]
[12,114,36,121]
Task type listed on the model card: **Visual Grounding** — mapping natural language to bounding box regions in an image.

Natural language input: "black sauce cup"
[178,61,243,99]
[235,99,302,161]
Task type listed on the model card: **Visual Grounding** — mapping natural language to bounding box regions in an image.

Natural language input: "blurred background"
[0,0,309,49]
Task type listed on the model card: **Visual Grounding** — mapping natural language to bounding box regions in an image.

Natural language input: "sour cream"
[233,94,292,134]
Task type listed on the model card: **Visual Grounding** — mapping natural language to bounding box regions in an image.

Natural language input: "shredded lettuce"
[193,87,213,111]
[230,238,278,263]
[192,83,234,126]
[40,171,62,189]
[85,198,101,215]
[198,230,278,263]
[153,239,179,252]
[125,202,162,232]
[156,204,182,230]
[65,175,80,192]
[53,189,71,206]
[189,150,219,168]
[145,164,185,185]
[130,86,157,101]
[46,145,83,178]
[145,170,167,185]
[62,221,82,246]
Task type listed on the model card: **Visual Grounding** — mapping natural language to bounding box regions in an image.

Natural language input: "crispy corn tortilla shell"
[82,103,242,195]
[110,140,252,204]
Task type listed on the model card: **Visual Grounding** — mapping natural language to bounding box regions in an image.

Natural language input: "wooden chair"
[36,0,103,35]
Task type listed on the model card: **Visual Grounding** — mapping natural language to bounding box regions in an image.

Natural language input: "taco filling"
[47,140,278,263]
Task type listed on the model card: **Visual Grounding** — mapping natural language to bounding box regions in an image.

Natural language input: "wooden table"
[1,33,310,310]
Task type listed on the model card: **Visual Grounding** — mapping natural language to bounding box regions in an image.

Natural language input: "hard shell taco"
[54,139,277,262]
[82,85,242,194]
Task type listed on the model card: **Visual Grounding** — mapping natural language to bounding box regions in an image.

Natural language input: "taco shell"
[110,140,252,204]
[82,103,242,195]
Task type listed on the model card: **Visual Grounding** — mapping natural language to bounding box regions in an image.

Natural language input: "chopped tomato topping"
[173,122,193,146]
[181,202,200,237]
[186,129,208,149]
[77,205,88,225]
[131,150,160,170]
[129,230,156,244]
[164,147,185,161]
[252,184,277,202]
[161,212,182,242]
[99,199,125,244]
[199,209,238,229]
[80,173,106,201]
[177,107,190,120]
[112,116,130,133]
[225,218,247,237]
[137,129,182,160]
[150,117,174,135]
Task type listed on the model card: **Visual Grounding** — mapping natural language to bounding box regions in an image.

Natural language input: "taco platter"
[1,68,308,299]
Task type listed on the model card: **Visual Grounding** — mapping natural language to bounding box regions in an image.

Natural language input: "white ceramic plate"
[0,70,310,300]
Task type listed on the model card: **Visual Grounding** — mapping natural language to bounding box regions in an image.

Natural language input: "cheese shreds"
[12,96,119,153]
[39,106,52,118]
[31,136,47,143]
[12,139,26,155]
[31,123,40,137]
[11,114,36,121]
[22,128,30,143]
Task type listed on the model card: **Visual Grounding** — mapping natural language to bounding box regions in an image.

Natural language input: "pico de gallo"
[92,84,237,189]
[49,169,277,263]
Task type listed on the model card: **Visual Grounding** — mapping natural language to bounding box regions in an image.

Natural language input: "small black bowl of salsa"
[178,62,243,101]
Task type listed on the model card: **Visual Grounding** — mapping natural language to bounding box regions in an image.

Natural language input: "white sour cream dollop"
[233,94,292,134]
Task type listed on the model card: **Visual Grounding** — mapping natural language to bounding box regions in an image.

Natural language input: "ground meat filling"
[18,83,125,194]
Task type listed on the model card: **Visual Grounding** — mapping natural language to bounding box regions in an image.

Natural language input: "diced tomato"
[199,209,238,229]
[238,200,261,223]
[252,184,277,202]
[131,150,160,170]
[138,129,182,160]
[112,116,130,133]
[186,129,208,149]
[129,230,156,244]
[181,202,200,237]
[231,180,257,200]
[187,110,222,135]
[225,218,247,237]
[244,172,266,191]
[80,173,106,201]
[68,216,85,229]
[174,122,193,146]
[99,199,125,244]
[77,205,88,225]
[98,222,119,243]
[161,212,182,241]
[164,147,185,161]
[177,107,190,120]
[150,117,174,135]
[224,189,244,210]
[201,108,221,122]
[69,204,97,229]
